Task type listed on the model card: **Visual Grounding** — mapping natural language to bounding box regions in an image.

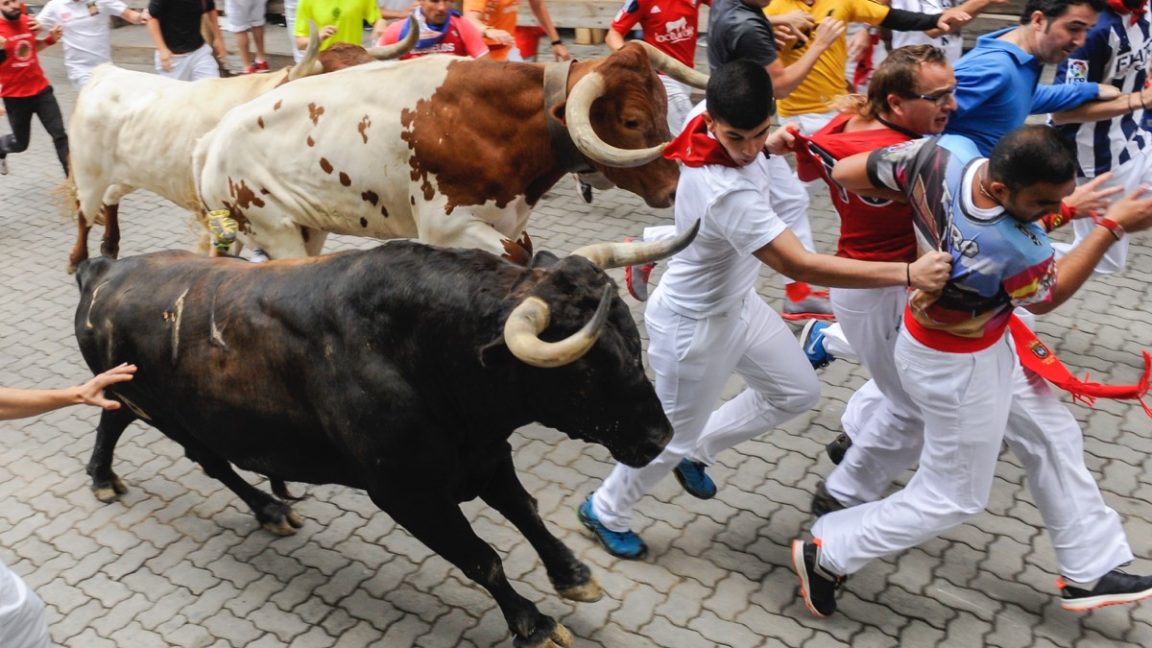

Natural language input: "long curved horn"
[571,220,700,270]
[565,72,667,168]
[634,41,709,89]
[503,286,612,368]
[287,21,322,80]
[365,16,419,60]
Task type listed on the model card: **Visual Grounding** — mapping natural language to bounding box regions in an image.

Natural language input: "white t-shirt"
[658,151,788,319]
[889,0,963,61]
[37,0,129,72]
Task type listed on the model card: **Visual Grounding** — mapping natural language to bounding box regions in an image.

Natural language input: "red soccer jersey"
[0,6,49,98]
[794,112,917,263]
[609,0,707,68]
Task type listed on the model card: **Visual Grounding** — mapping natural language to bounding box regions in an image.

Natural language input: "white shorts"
[224,0,267,31]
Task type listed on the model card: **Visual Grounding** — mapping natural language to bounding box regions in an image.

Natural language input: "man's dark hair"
[864,44,949,120]
[988,125,1077,193]
[706,59,775,129]
[1019,0,1105,24]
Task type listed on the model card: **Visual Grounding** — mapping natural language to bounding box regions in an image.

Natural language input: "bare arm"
[1028,189,1152,314]
[526,0,570,60]
[0,364,136,421]
[766,19,846,98]
[203,8,226,59]
[1051,87,1152,125]
[754,229,951,290]
[923,0,1004,37]
[464,10,515,44]
[831,150,908,203]
[605,27,625,51]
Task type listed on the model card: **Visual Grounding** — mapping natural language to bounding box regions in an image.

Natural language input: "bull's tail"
[54,170,79,223]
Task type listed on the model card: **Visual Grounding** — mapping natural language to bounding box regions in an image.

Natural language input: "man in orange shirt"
[463,0,570,61]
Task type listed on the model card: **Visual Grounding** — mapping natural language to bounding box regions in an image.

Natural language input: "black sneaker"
[811,481,846,518]
[826,433,852,465]
[791,540,843,617]
[1060,569,1152,611]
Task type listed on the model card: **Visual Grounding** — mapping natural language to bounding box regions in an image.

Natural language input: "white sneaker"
[0,157,8,175]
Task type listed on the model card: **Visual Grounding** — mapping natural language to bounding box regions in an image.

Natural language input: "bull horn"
[503,286,612,368]
[365,16,419,60]
[571,220,700,270]
[633,41,709,89]
[287,21,323,80]
[565,72,667,168]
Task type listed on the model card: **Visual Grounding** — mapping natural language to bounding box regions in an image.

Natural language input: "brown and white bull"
[192,41,707,261]
[64,22,419,273]
[75,227,696,648]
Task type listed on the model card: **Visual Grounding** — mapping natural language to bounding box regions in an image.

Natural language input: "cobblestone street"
[2,24,1152,647]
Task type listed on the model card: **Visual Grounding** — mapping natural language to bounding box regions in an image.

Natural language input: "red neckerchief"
[662,113,741,168]
[1107,0,1146,25]
[1009,314,1152,416]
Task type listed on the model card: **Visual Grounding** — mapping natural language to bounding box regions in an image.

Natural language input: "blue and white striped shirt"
[1053,4,1152,178]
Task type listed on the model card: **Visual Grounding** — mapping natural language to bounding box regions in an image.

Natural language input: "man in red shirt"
[607,0,707,133]
[0,0,67,176]
[378,0,488,58]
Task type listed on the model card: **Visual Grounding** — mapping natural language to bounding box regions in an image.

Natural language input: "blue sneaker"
[577,496,647,559]
[672,459,717,499]
[800,320,834,369]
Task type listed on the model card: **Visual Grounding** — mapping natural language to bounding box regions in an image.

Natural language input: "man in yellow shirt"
[765,0,989,132]
[294,0,385,50]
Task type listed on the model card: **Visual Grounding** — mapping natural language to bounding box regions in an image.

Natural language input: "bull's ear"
[549,103,566,127]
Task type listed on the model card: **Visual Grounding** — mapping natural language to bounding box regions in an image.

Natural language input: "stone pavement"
[2,23,1152,648]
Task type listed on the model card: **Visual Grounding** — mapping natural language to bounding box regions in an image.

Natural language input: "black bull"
[73,233,693,648]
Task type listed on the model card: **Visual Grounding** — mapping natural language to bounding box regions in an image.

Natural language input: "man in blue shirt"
[946,0,1117,155]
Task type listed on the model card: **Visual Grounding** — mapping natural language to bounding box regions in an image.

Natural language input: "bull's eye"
[624,118,641,130]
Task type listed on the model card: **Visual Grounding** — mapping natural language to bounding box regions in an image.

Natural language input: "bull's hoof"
[261,510,304,536]
[556,576,603,603]
[514,621,573,648]
[91,477,129,503]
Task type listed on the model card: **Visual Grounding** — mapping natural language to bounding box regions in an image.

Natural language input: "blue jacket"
[946,27,1101,155]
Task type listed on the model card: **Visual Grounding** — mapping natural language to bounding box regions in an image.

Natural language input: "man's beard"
[1,9,21,20]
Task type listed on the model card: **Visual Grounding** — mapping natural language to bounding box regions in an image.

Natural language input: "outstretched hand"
[1064,172,1123,216]
[79,363,137,410]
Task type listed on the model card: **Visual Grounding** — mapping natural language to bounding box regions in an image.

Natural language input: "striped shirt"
[1053,4,1152,178]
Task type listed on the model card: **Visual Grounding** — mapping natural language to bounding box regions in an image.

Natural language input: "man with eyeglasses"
[790,45,961,512]
[946,0,1118,155]
[1047,0,1152,275]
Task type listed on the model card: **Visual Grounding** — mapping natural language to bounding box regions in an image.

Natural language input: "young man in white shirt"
[578,59,952,559]
[36,0,144,88]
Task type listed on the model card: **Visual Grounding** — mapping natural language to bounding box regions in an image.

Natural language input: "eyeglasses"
[905,89,955,106]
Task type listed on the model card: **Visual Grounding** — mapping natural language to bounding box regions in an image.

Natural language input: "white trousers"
[661,76,694,136]
[1051,149,1152,274]
[788,110,838,137]
[0,560,50,648]
[825,286,923,506]
[814,329,1133,582]
[155,44,219,81]
[285,0,304,63]
[591,289,821,531]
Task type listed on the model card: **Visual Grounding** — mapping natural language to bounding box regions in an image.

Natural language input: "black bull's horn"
[565,42,710,168]
[503,222,700,368]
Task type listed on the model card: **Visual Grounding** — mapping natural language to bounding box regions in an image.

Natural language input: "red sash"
[662,114,741,168]
[1008,314,1152,416]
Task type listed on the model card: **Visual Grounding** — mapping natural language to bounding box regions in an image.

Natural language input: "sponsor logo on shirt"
[1065,58,1089,82]
[654,16,692,43]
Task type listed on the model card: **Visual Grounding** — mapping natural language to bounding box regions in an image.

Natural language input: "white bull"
[191,42,708,261]
[64,23,418,273]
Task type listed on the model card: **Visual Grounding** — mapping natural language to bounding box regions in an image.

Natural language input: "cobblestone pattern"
[1,28,1151,648]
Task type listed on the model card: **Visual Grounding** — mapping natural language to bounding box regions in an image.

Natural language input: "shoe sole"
[672,468,716,500]
[578,504,647,560]
[782,312,837,322]
[1061,587,1152,611]
[791,540,828,618]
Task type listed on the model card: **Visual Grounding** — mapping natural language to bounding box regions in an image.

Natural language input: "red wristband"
[43,34,57,46]
[1097,217,1125,240]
